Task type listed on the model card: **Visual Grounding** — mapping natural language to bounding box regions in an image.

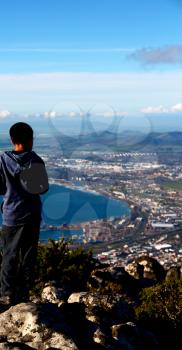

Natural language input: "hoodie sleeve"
[0,157,6,195]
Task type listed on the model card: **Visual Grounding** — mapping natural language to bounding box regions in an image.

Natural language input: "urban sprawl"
[39,149,182,270]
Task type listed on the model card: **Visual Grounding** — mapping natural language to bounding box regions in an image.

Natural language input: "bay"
[0,184,130,241]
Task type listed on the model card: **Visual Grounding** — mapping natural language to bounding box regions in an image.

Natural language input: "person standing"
[0,122,49,305]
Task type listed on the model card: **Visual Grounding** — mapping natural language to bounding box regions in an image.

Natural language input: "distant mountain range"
[51,130,182,155]
[1,129,182,154]
[137,131,182,148]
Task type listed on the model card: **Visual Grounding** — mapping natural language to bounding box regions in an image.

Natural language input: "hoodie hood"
[3,151,38,177]
[1,150,49,196]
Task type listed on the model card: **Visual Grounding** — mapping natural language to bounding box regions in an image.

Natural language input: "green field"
[159,179,182,191]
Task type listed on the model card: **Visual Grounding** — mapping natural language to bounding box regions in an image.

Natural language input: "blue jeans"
[0,221,40,299]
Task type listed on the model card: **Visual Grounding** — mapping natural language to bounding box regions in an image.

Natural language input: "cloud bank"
[0,110,10,119]
[0,71,182,114]
[141,103,182,114]
[129,45,182,65]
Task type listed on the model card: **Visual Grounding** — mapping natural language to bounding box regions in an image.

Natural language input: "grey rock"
[126,256,166,282]
[68,292,134,326]
[88,267,137,295]
[93,328,112,349]
[124,262,144,279]
[0,303,79,350]
[41,285,66,305]
[67,292,88,304]
[111,322,159,350]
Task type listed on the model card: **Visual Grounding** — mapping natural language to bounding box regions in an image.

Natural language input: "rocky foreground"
[0,256,181,350]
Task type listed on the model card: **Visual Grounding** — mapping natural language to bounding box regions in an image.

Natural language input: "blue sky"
[0,0,182,121]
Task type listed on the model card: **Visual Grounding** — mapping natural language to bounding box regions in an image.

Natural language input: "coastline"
[48,178,131,210]
[0,180,131,235]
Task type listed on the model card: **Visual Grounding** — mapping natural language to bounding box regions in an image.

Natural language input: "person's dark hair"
[9,122,33,146]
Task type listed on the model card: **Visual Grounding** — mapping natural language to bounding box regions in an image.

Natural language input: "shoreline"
[49,178,131,208]
[0,180,131,232]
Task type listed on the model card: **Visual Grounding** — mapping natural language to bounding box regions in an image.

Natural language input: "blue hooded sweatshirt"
[0,150,49,226]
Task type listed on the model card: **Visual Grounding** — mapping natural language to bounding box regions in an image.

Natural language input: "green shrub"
[34,238,96,294]
[135,278,182,347]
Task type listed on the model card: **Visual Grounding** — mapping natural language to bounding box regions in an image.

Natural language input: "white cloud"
[0,110,10,119]
[44,110,57,118]
[141,103,182,114]
[44,110,82,118]
[171,103,182,112]
[141,106,168,114]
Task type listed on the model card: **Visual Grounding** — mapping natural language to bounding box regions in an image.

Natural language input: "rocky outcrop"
[0,257,180,349]
[0,293,159,350]
[0,303,78,350]
[68,292,135,325]
[111,322,159,350]
[88,266,138,297]
[125,256,166,282]
[124,262,144,279]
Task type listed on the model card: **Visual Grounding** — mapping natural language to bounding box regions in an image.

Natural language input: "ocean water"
[0,184,130,241]
[41,184,130,224]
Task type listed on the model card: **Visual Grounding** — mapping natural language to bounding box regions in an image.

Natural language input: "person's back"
[1,149,48,225]
[0,122,49,306]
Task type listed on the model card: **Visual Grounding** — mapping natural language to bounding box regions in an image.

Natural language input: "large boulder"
[88,266,138,296]
[111,322,159,350]
[125,256,166,282]
[68,292,134,325]
[124,262,144,279]
[0,302,79,350]
[59,301,112,350]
